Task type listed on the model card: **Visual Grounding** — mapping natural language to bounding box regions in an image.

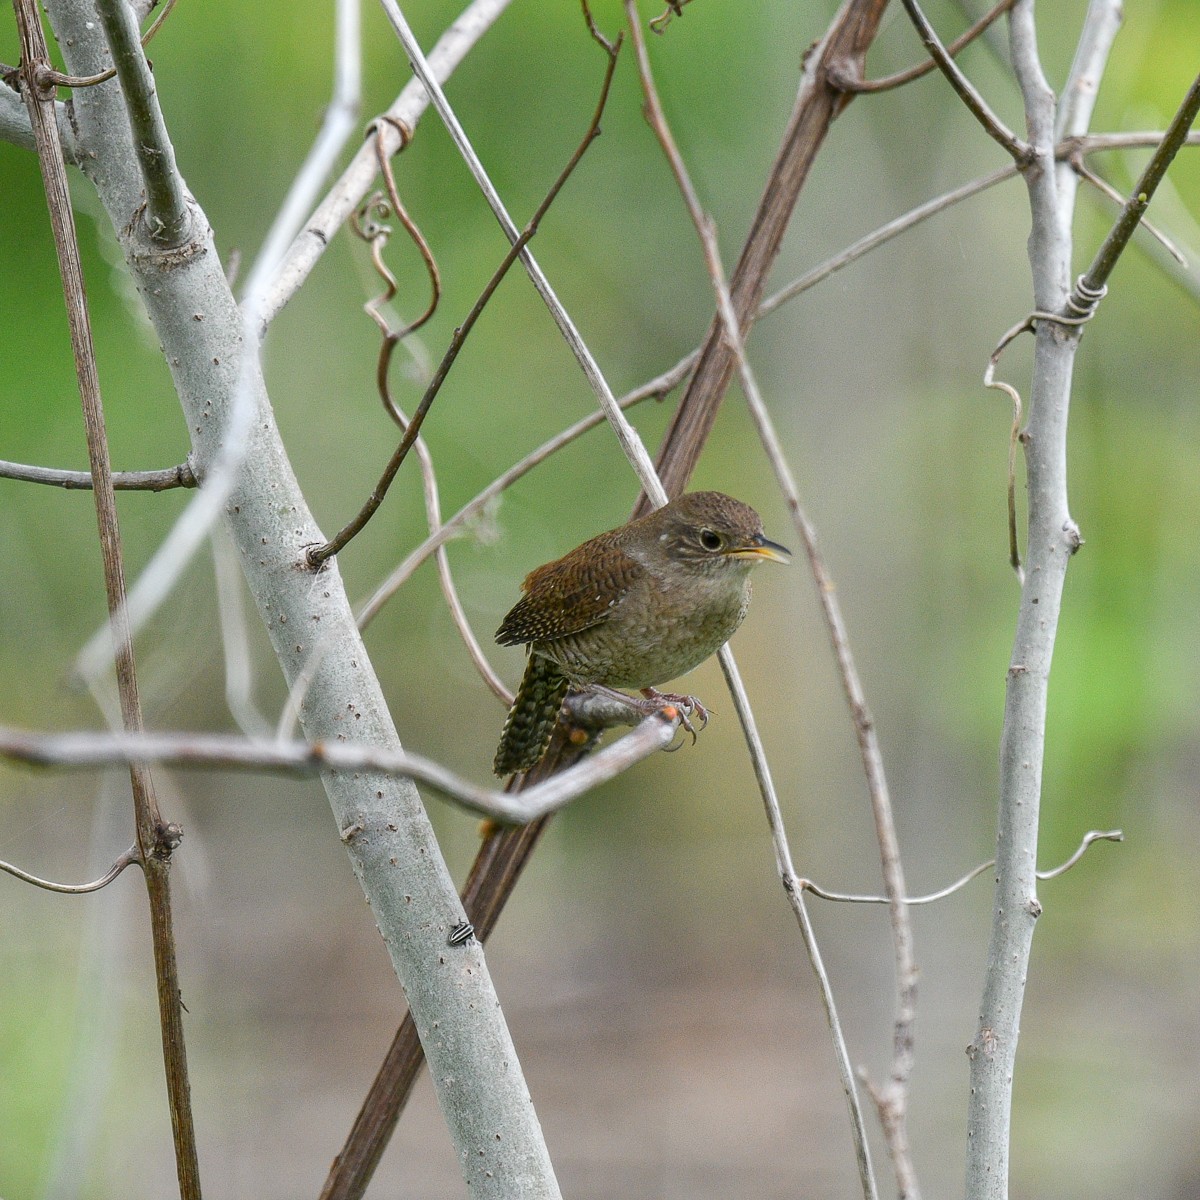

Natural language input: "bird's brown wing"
[495,528,645,646]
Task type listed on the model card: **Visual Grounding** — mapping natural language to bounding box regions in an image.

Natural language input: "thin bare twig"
[1037,829,1124,880]
[141,0,181,46]
[1070,71,1200,308]
[0,459,196,490]
[760,165,1020,316]
[804,829,1124,903]
[378,0,668,507]
[758,130,1200,319]
[404,403,511,702]
[716,651,879,1200]
[1072,154,1186,265]
[12,2,200,1191]
[308,21,624,566]
[837,0,1016,94]
[628,9,888,1196]
[0,844,140,894]
[93,0,191,244]
[32,0,182,89]
[897,0,1029,162]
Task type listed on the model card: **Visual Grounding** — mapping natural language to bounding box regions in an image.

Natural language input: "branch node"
[30,61,59,100]
[825,58,861,95]
[152,820,184,859]
[125,200,206,264]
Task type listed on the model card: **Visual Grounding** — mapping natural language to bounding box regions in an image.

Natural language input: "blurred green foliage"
[1,0,1198,1196]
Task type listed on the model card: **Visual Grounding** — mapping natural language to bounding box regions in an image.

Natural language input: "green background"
[1,0,1198,1196]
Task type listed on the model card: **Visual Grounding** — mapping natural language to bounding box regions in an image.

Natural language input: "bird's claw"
[640,688,709,744]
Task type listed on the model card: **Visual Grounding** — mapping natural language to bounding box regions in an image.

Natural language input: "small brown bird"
[492,491,790,776]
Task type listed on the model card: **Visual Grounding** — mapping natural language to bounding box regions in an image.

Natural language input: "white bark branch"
[261,0,514,327]
[964,4,1121,1197]
[0,715,679,823]
[0,83,80,158]
[41,0,562,1192]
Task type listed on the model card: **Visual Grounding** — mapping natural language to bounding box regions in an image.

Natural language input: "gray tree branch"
[965,4,1120,1196]
[34,0,563,1192]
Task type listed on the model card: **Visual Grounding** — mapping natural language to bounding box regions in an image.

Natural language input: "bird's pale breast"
[537,569,752,689]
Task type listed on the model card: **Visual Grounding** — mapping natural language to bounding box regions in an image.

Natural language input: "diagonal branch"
[309,19,622,566]
[836,0,1016,94]
[316,6,897,1195]
[635,0,891,513]
[92,0,191,244]
[896,0,1028,160]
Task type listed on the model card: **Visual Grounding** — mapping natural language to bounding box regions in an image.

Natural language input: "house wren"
[492,491,790,776]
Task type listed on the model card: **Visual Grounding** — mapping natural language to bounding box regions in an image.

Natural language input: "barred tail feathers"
[492,654,570,776]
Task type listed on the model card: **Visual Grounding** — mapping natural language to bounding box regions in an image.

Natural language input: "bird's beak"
[731,536,791,564]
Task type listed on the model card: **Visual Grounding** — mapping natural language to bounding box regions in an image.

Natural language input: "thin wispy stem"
[0,844,140,894]
[838,0,1016,94]
[628,7,897,1195]
[0,459,196,490]
[803,830,1123,904]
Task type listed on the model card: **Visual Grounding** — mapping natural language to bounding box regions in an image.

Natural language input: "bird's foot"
[640,688,709,744]
[580,685,709,745]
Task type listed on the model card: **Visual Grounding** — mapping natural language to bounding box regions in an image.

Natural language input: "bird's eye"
[699,528,723,552]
